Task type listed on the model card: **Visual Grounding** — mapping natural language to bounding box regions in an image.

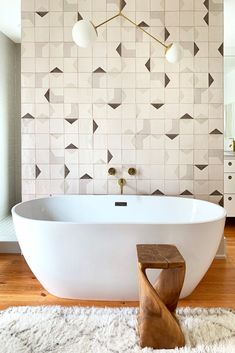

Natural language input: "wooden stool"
[136,244,186,349]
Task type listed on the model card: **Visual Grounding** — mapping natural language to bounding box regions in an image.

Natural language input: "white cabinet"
[224,153,235,216]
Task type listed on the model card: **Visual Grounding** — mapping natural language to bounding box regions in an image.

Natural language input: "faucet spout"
[118,178,126,195]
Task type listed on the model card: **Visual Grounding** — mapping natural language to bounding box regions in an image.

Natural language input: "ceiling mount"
[72,0,183,63]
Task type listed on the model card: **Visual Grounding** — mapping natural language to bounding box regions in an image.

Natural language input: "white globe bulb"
[165,43,184,64]
[72,20,98,48]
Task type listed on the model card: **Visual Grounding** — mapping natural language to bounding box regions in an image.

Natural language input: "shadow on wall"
[0,32,21,221]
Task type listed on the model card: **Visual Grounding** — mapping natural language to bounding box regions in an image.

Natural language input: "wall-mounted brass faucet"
[108,167,136,194]
[118,178,126,195]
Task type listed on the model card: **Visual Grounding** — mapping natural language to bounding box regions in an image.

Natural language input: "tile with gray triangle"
[150,73,165,87]
[145,59,151,72]
[204,0,209,10]
[64,165,70,179]
[36,73,49,88]
[108,89,122,105]
[20,0,224,199]
[208,74,214,87]
[195,165,208,170]
[22,113,35,119]
[93,73,106,88]
[36,12,49,17]
[108,103,121,109]
[65,118,77,124]
[209,0,223,11]
[137,120,151,135]
[116,43,122,57]
[180,190,193,196]
[165,120,179,135]
[166,134,179,140]
[80,174,93,180]
[133,135,149,149]
[218,43,223,56]
[93,120,98,133]
[194,43,200,56]
[65,143,78,149]
[50,67,63,73]
[152,190,164,196]
[77,12,83,21]
[210,129,223,134]
[194,88,208,104]
[35,165,41,179]
[165,74,170,88]
[210,190,223,196]
[138,21,149,27]
[165,28,170,41]
[35,43,48,58]
[44,89,50,102]
[180,166,194,179]
[107,0,124,10]
[180,114,193,119]
[209,150,223,163]
[107,150,113,163]
[93,67,106,73]
[65,104,79,118]
[50,89,64,103]
[50,151,64,164]
[64,0,77,11]
[120,0,127,10]
[151,103,164,110]
[22,12,34,26]
[204,12,209,25]
[150,11,164,26]
[120,44,136,58]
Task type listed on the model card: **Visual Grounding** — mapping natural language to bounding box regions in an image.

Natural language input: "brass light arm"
[95,13,121,29]
[94,8,170,51]
[120,13,168,50]
[72,0,181,62]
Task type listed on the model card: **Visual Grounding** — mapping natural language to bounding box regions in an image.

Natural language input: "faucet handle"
[128,167,136,176]
[108,167,116,176]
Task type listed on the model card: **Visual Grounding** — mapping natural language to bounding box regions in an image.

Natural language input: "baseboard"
[215,254,226,259]
[0,242,21,253]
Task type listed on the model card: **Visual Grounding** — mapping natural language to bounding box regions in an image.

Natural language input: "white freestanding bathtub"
[12,195,226,301]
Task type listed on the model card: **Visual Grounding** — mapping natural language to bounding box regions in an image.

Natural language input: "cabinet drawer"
[224,194,235,217]
[224,159,235,172]
[224,173,235,193]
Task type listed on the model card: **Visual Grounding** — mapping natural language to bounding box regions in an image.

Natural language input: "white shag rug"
[0,306,235,353]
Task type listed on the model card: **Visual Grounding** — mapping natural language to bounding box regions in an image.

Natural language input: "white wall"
[0,32,21,220]
[225,70,235,105]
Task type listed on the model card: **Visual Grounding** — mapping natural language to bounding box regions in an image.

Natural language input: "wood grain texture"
[137,244,185,269]
[0,231,235,310]
[224,218,235,237]
[137,244,185,349]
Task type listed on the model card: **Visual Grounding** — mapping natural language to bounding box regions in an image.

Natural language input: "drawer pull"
[228,175,232,180]
[229,197,232,201]
[228,162,232,166]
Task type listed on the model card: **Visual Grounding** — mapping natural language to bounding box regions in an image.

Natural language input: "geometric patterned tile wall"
[21,0,224,204]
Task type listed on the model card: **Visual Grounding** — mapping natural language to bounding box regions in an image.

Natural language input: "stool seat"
[137,244,186,350]
[137,244,185,269]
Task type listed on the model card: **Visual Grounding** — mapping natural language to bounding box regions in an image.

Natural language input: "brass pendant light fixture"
[72,0,183,63]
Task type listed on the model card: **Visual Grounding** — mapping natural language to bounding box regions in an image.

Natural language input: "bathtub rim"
[11,195,227,226]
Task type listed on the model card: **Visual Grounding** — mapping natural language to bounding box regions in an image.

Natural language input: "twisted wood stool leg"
[154,266,186,312]
[138,265,185,349]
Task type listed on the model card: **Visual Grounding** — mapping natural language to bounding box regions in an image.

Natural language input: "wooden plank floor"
[0,220,235,310]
